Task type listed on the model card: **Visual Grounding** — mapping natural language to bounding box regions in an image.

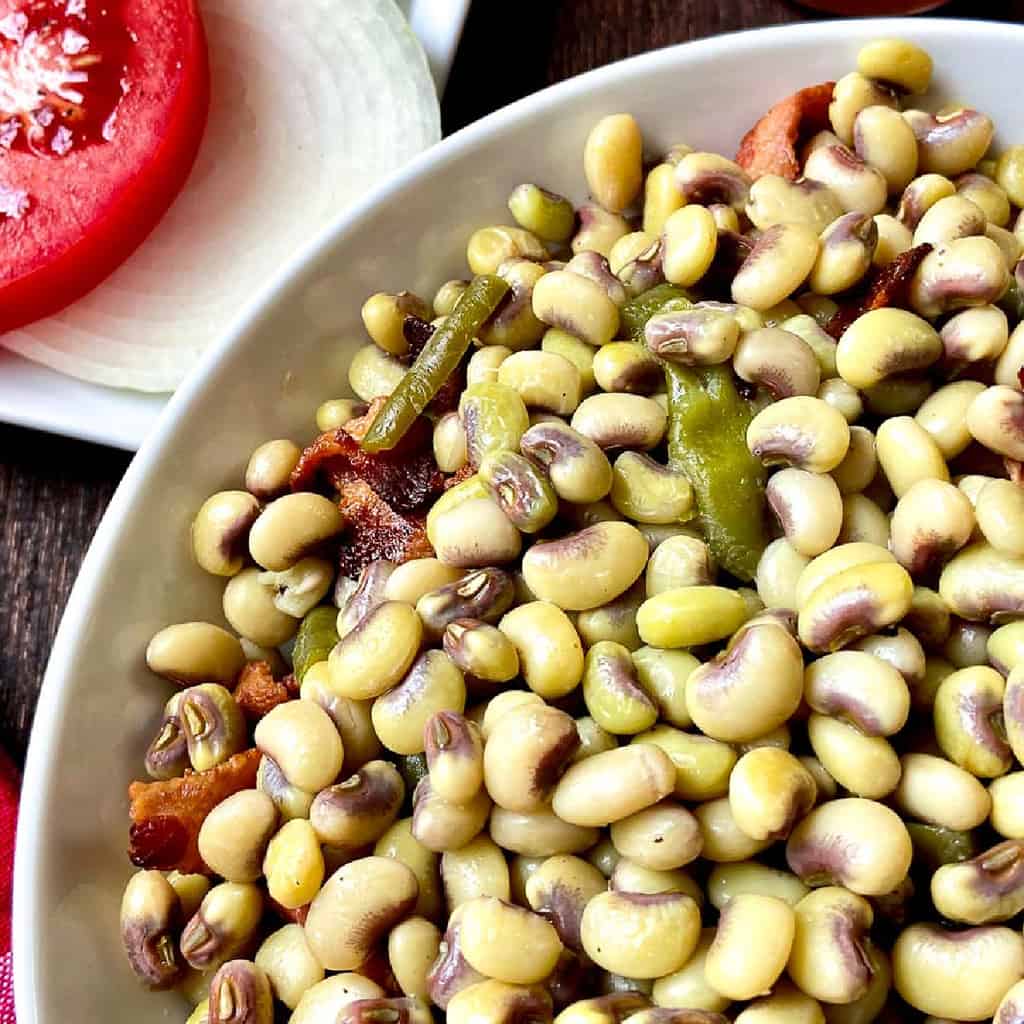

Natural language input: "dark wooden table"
[2,0,1022,768]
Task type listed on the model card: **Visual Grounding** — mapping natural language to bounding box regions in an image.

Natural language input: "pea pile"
[123,36,1024,1024]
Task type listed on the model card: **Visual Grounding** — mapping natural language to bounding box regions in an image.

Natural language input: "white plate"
[0,0,469,452]
[15,19,1024,1024]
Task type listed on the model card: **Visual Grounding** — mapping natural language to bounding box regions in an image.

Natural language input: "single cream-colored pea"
[315,398,368,433]
[433,279,469,317]
[836,308,941,392]
[912,194,987,248]
[857,37,932,93]
[254,699,344,793]
[728,748,816,842]
[945,618,994,669]
[478,259,549,351]
[996,979,1024,1024]
[707,862,809,911]
[829,426,876,496]
[459,897,563,984]
[991,773,1024,839]
[931,838,1024,925]
[997,146,1024,208]
[910,236,1010,320]
[582,640,658,736]
[651,929,730,1012]
[388,917,442,999]
[795,541,894,609]
[571,392,667,451]
[631,647,699,729]
[542,331,598,395]
[872,212,913,265]
[875,416,949,499]
[447,981,553,1024]
[939,541,1024,623]
[797,558,914,653]
[915,380,986,460]
[705,894,795,1001]
[893,922,1024,1020]
[580,890,700,979]
[804,650,909,736]
[484,702,580,811]
[584,114,643,213]
[498,350,583,416]
[433,412,469,474]
[257,557,333,620]
[804,141,888,216]
[747,396,850,473]
[643,163,686,236]
[120,870,184,989]
[222,567,299,648]
[248,492,344,572]
[786,798,912,896]
[198,789,278,884]
[467,226,547,276]
[818,377,862,423]
[254,925,324,1011]
[412,775,492,853]
[575,584,644,652]
[466,345,513,389]
[976,479,1024,557]
[374,818,442,921]
[989,221,1023,270]
[734,981,824,1024]
[245,439,302,501]
[305,857,419,971]
[573,202,632,257]
[990,621,1024,674]
[809,212,877,296]
[526,854,606,951]
[424,711,484,805]
[348,343,406,402]
[490,806,599,858]
[854,105,918,193]
[384,559,463,606]
[573,716,618,763]
[788,887,876,1005]
[609,801,702,871]
[327,601,422,701]
[145,622,246,686]
[262,819,324,910]
[372,650,466,756]
[609,452,693,525]
[756,539,810,611]
[441,834,511,911]
[532,270,620,348]
[766,468,842,558]
[732,224,819,311]
[289,974,386,1024]
[637,586,748,649]
[643,307,740,368]
[959,172,1011,225]
[733,327,821,399]
[520,420,613,505]
[309,760,404,848]
[427,487,522,569]
[686,621,804,742]
[522,522,648,612]
[781,314,839,377]
[829,71,899,147]
[611,859,703,905]
[861,375,932,418]
[694,798,771,864]
[301,666,382,772]
[635,726,736,802]
[745,174,843,233]
[192,491,261,577]
[497,601,583,699]
[907,107,995,179]
[889,478,974,576]
[553,744,675,828]
[934,665,1011,777]
[661,205,717,288]
[675,150,750,211]
[592,341,662,396]
[806,714,900,800]
[645,535,714,597]
[360,291,430,355]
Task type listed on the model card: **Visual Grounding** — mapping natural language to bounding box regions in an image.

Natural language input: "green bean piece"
[664,364,767,582]
[620,284,692,340]
[361,275,510,452]
[292,606,340,683]
[998,273,1024,326]
[906,822,979,872]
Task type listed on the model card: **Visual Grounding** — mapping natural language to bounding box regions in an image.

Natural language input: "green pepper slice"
[620,283,692,340]
[361,274,509,452]
[292,606,340,683]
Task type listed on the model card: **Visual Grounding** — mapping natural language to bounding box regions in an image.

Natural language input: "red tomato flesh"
[0,0,209,333]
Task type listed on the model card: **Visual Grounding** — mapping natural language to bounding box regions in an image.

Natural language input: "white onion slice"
[0,0,440,392]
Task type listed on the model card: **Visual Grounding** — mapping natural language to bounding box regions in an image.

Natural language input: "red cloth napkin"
[0,751,18,1023]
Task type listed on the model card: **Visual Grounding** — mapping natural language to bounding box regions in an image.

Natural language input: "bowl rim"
[13,15,1024,1020]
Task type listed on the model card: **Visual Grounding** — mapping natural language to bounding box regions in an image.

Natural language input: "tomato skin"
[0,0,210,333]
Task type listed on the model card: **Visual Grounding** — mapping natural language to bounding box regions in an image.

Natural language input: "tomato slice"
[0,0,209,332]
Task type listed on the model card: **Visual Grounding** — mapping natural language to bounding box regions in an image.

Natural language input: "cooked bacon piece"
[336,476,433,578]
[233,661,290,723]
[290,422,443,514]
[128,748,261,873]
[736,82,836,181]
[824,244,932,340]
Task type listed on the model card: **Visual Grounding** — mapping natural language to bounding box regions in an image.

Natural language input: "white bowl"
[14,17,1023,1021]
